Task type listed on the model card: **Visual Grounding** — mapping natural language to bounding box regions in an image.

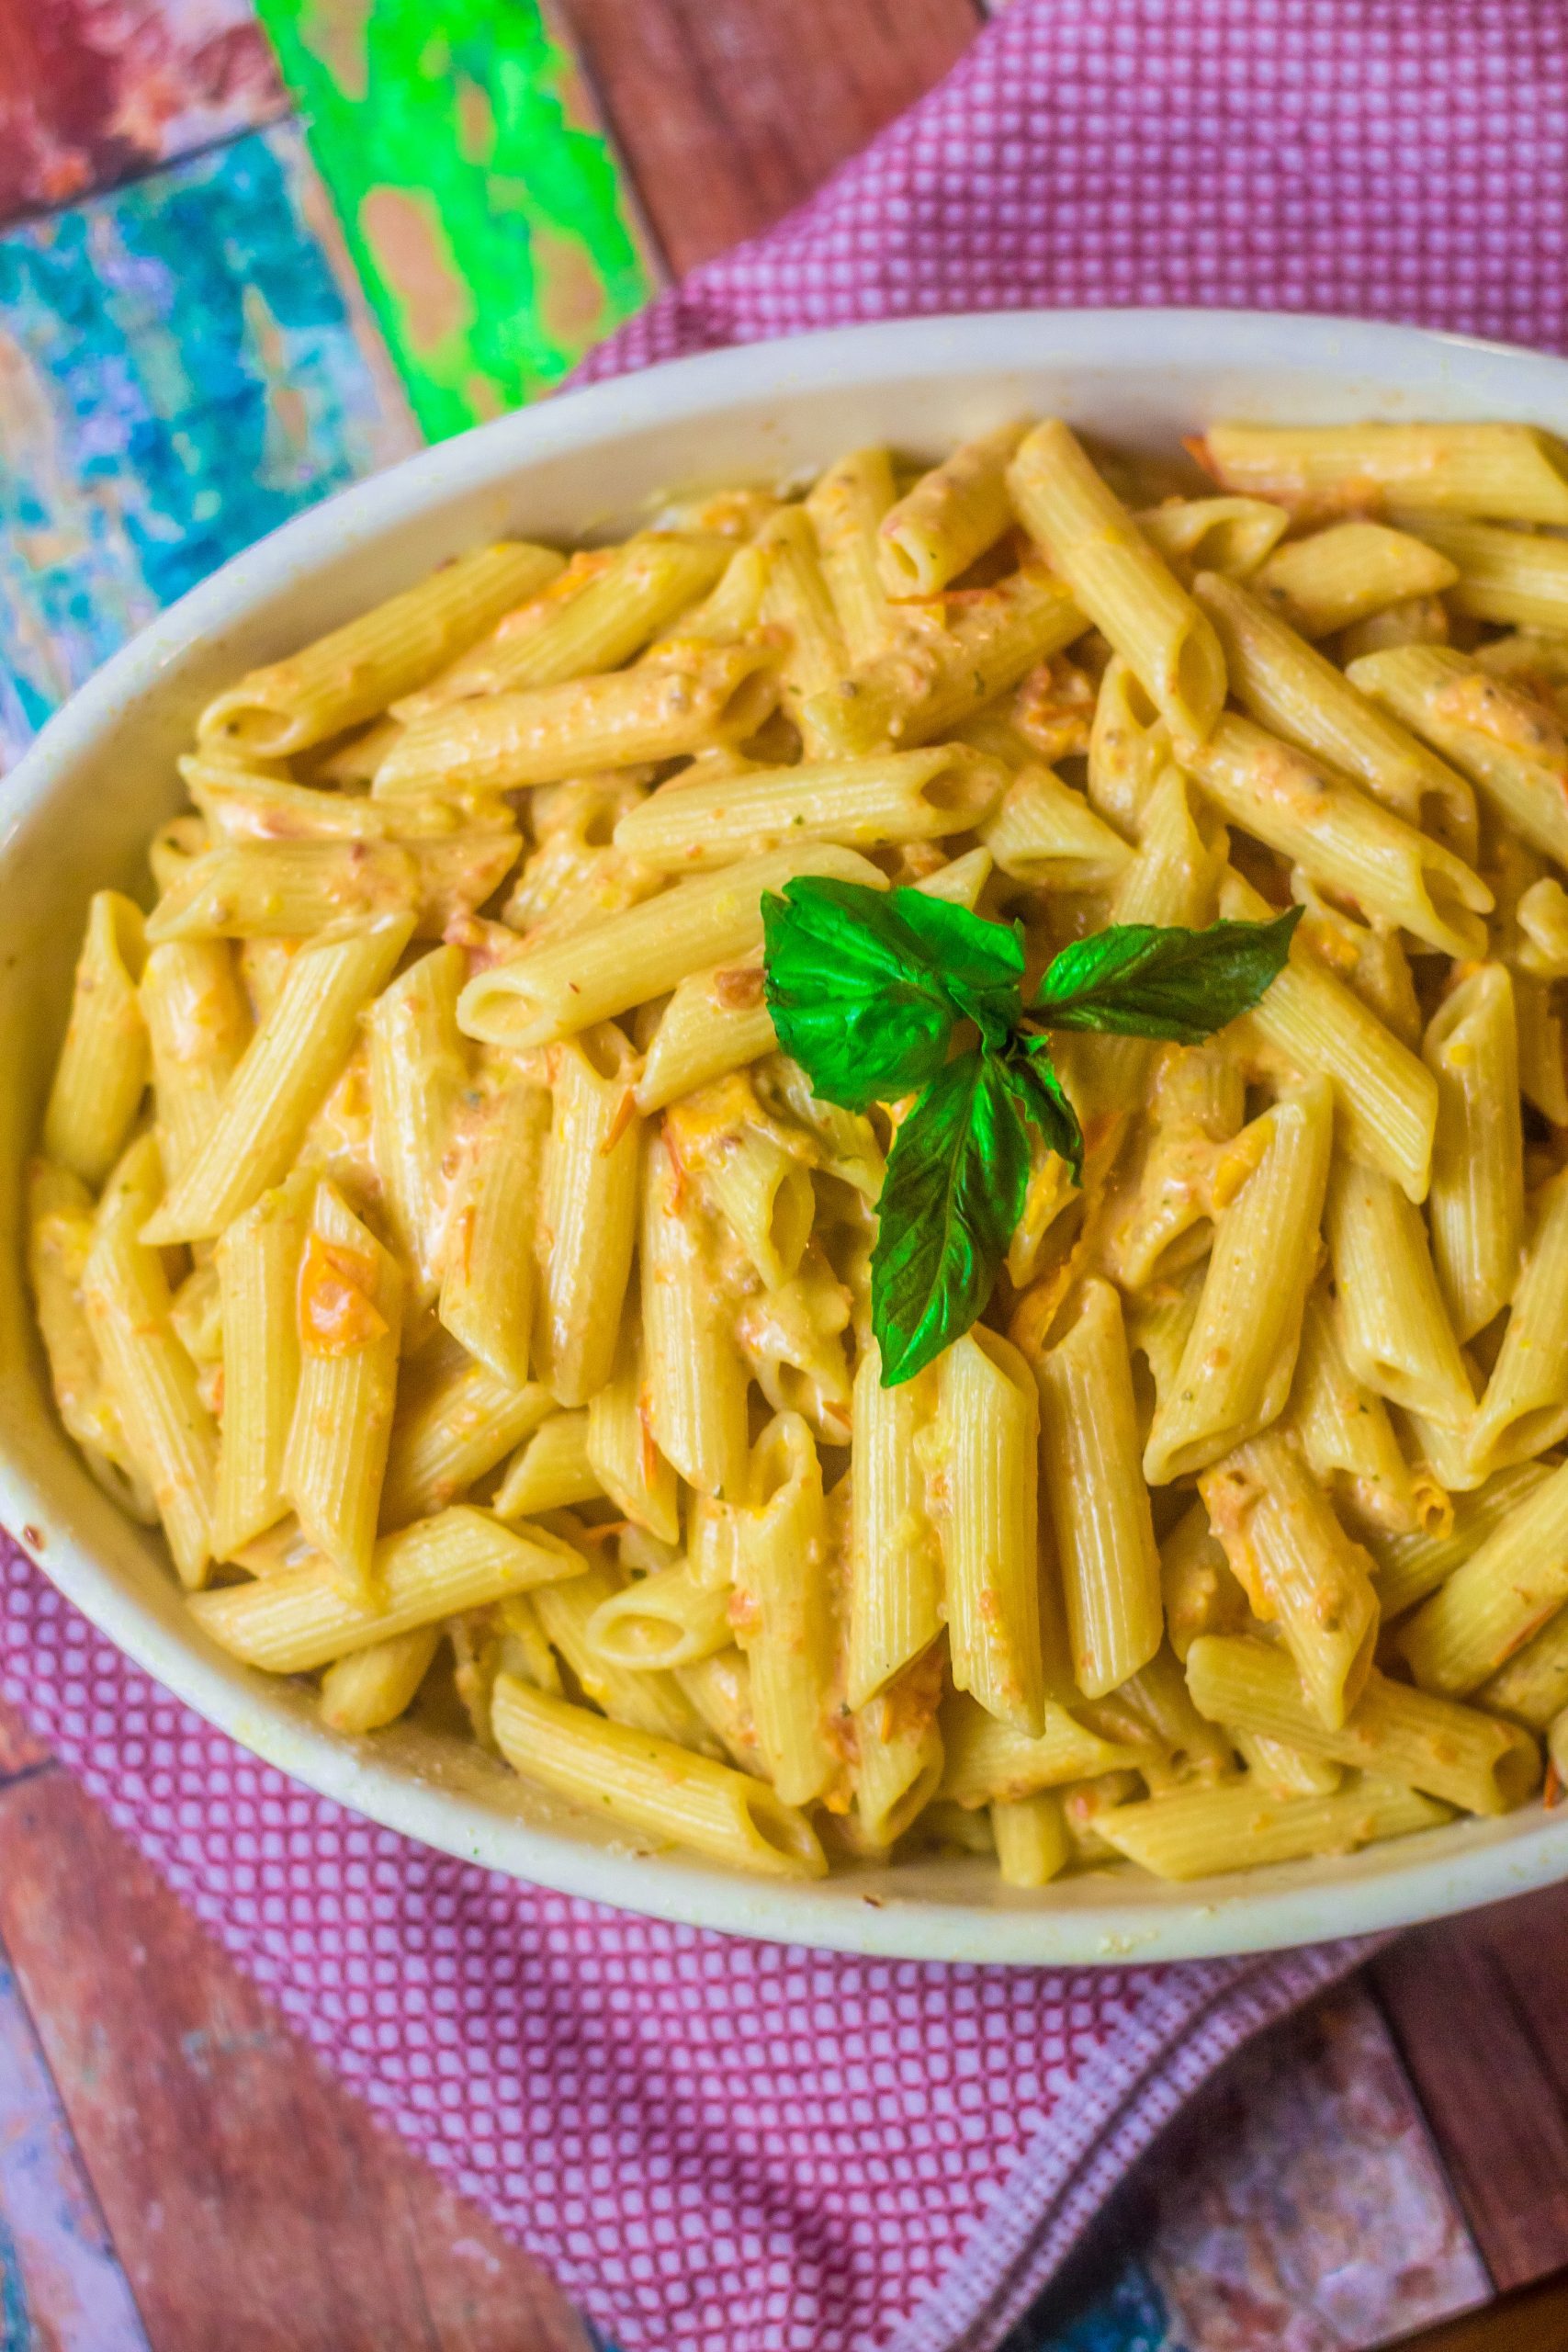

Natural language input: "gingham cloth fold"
[6,1,1566,2346]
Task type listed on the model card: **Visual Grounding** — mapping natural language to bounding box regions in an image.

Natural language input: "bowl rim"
[7,302,1568,1964]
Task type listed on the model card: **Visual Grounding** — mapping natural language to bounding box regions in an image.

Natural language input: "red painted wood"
[0,1690,51,1779]
[0,0,288,227]
[0,1766,591,2352]
[553,0,983,274]
[1373,1887,1568,2295]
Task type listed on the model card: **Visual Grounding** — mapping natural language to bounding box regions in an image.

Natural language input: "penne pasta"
[1347,645,1568,871]
[1290,1283,1436,1539]
[438,1080,549,1389]
[1186,1634,1539,1815]
[1037,1279,1162,1700]
[1368,1459,1551,1623]
[806,446,897,663]
[25,1159,155,1520]
[1466,1168,1568,1476]
[845,1344,942,1710]
[1181,715,1491,960]
[282,1180,404,1597]
[142,913,413,1245]
[45,410,1568,1898]
[376,637,780,797]
[1096,1772,1449,1880]
[934,1328,1049,1737]
[536,1023,642,1407]
[1400,1459,1568,1695]
[1200,423,1568,526]
[1145,1080,1333,1484]
[191,1506,583,1672]
[1327,1159,1474,1431]
[43,892,150,1187]
[492,1409,601,1520]
[210,1170,311,1560]
[320,1626,442,1735]
[457,843,886,1050]
[398,533,729,715]
[1387,512,1568,633]
[1009,419,1227,741]
[198,541,565,755]
[586,1313,681,1544]
[368,944,469,1302]
[378,1349,551,1530]
[612,746,1006,872]
[878,420,1028,595]
[1248,521,1459,638]
[1200,1427,1379,1728]
[1194,571,1475,847]
[803,563,1086,755]
[490,1676,826,1877]
[141,941,251,1182]
[641,1133,750,1500]
[1219,869,1436,1202]
[1423,965,1524,1344]
[81,1136,218,1588]
[1135,494,1290,579]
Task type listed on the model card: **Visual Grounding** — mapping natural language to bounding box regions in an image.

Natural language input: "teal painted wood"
[0,1947,150,2350]
[0,118,416,765]
[1008,2262,1177,2352]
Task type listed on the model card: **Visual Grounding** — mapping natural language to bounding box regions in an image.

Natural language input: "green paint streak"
[254,0,655,439]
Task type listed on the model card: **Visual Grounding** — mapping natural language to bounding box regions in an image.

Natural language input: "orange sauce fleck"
[298,1232,388,1354]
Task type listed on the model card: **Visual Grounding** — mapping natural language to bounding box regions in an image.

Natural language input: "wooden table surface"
[4,2,1568,2346]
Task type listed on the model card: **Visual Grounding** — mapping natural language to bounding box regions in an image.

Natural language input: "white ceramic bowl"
[6,309,1568,1963]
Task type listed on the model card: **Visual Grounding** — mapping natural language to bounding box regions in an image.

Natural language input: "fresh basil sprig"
[761,878,1300,1385]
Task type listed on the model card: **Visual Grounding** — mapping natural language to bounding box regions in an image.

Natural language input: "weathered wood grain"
[1397,2270,1568,2351]
[1373,1888,1568,2294]
[0,1920,152,2348]
[254,0,657,437]
[552,0,983,273]
[0,120,417,763]
[0,0,288,226]
[0,1766,591,2352]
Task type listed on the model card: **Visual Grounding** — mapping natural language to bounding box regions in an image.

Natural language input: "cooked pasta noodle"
[36,413,1559,1888]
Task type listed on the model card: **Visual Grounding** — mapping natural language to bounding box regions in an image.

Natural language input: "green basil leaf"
[761,876,1024,1110]
[1032,907,1303,1043]
[885,887,1026,1047]
[998,1036,1085,1185]
[871,1047,1032,1385]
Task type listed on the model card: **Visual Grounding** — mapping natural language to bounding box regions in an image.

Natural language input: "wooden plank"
[0,0,288,228]
[1372,1888,1568,2294]
[253,0,658,438]
[0,1692,50,1780]
[1394,2270,1568,2351]
[553,0,984,274]
[0,119,417,764]
[0,1920,152,2348]
[1144,1980,1489,2349]
[0,1766,592,2352]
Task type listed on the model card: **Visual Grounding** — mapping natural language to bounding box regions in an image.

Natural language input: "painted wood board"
[0,116,417,765]
[0,1936,152,2350]
[551,0,985,274]
[252,0,658,440]
[1016,1982,1489,2351]
[0,0,288,227]
[0,1758,592,2352]
[1372,1886,1568,2295]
